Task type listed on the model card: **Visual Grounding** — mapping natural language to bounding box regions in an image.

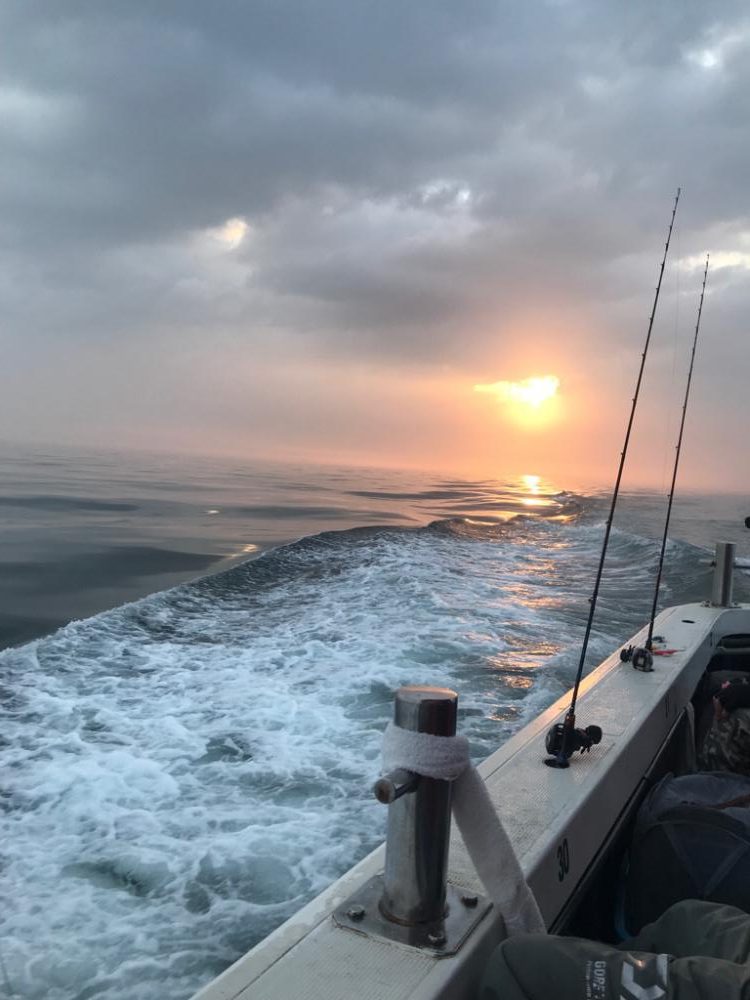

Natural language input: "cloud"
[1,1,749,484]
[475,376,560,408]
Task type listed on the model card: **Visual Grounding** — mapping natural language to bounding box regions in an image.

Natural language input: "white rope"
[382,722,546,936]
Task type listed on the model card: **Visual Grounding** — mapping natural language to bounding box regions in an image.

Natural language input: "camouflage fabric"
[699,707,750,776]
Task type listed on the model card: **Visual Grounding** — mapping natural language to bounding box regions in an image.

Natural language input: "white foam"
[0,517,669,999]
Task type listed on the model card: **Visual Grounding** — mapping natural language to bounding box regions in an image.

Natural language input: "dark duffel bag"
[621,771,750,935]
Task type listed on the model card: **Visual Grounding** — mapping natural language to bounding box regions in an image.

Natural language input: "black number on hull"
[557,838,570,882]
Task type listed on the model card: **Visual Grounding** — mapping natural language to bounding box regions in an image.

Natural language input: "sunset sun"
[474,375,561,426]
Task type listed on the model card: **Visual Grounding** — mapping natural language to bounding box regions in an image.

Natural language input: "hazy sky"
[2,2,748,488]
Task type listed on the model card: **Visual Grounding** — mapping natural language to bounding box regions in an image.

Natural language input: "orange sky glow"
[24,329,730,493]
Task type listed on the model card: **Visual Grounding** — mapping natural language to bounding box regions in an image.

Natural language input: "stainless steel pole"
[380,685,457,925]
[711,541,735,607]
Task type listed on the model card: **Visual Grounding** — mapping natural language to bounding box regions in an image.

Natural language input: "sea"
[1,443,748,1000]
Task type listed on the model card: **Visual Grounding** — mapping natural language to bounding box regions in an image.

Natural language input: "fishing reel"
[620,644,654,672]
[544,717,602,768]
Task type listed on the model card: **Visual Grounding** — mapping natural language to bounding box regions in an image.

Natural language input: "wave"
[0,486,727,1000]
[0,495,140,512]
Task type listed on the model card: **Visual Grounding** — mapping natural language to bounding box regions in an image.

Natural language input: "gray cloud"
[2,0,749,476]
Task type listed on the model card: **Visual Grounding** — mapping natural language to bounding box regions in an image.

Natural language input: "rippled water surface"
[1,445,749,999]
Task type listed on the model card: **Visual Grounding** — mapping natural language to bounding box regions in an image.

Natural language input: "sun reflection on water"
[520,473,548,507]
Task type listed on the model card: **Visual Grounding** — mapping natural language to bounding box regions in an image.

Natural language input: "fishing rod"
[626,254,710,664]
[544,187,681,768]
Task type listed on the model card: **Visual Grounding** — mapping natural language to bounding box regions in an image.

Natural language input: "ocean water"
[1,445,749,1000]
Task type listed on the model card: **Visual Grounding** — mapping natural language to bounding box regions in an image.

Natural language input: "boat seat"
[706,634,750,673]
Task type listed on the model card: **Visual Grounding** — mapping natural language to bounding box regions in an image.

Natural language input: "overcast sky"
[2,1,748,488]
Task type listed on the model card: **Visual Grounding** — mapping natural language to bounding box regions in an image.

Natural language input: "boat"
[190,542,749,999]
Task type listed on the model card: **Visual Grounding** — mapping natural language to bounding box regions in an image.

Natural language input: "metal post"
[334,683,490,953]
[711,541,735,607]
[380,685,457,925]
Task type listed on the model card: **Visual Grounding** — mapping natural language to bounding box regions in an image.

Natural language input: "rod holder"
[333,684,490,954]
[379,685,457,926]
[711,541,735,607]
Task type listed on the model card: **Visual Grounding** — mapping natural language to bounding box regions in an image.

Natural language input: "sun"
[474,375,561,426]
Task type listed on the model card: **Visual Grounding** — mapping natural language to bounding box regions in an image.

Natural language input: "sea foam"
[0,507,703,999]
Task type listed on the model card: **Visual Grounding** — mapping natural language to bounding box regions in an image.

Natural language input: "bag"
[621,771,750,935]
